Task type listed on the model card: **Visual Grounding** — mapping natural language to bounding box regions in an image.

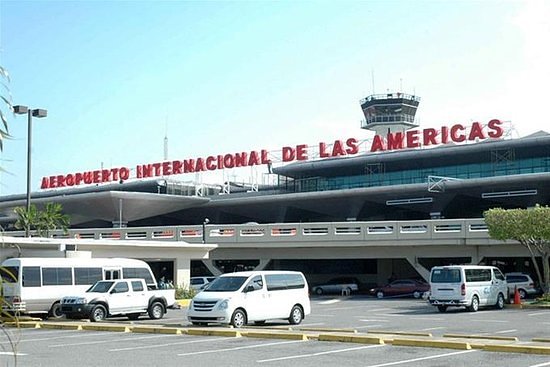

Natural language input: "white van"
[186,271,311,328]
[429,265,508,312]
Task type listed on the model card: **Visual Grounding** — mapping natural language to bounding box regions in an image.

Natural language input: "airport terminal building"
[1,93,549,289]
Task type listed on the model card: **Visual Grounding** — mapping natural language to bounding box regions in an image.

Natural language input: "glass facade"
[284,157,550,193]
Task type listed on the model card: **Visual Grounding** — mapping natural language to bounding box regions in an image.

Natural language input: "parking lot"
[2,296,550,366]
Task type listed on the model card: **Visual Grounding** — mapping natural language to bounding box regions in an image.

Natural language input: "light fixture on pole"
[202,218,210,244]
[13,105,48,237]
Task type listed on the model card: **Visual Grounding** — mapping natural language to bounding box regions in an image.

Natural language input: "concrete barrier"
[185,328,241,337]
[318,334,384,344]
[368,330,433,337]
[81,324,131,332]
[483,344,550,355]
[242,331,308,340]
[443,333,518,341]
[392,338,471,350]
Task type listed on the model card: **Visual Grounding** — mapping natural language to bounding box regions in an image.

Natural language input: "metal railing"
[12,218,491,245]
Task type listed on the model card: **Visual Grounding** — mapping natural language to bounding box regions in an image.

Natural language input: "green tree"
[484,205,550,295]
[14,203,70,237]
[38,202,70,236]
[14,205,40,236]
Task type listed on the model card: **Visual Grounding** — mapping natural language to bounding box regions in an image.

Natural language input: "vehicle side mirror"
[244,285,255,293]
[110,289,117,294]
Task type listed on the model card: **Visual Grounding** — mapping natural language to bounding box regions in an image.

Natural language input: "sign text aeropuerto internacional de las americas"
[41,119,504,189]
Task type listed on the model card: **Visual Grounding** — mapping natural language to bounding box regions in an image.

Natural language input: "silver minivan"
[429,265,508,312]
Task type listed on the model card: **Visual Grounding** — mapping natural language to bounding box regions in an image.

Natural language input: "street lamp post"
[202,218,210,244]
[13,105,48,237]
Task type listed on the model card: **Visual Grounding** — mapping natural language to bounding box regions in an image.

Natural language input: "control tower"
[360,92,421,136]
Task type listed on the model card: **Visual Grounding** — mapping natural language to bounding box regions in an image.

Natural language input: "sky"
[0,0,549,195]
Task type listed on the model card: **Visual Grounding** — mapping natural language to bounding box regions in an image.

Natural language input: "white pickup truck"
[60,278,176,322]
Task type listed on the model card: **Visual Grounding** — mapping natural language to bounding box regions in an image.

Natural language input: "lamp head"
[204,218,210,225]
[32,109,47,118]
[13,105,29,114]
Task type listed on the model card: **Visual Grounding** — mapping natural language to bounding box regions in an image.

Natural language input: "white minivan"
[186,271,311,328]
[429,265,508,312]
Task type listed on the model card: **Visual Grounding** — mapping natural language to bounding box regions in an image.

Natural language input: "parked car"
[311,277,360,295]
[187,271,311,327]
[369,279,429,299]
[429,265,508,312]
[190,276,217,291]
[61,278,176,322]
[505,272,540,299]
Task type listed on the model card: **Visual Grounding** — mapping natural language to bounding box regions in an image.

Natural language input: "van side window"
[42,267,72,286]
[494,269,505,281]
[123,267,154,285]
[265,274,305,291]
[465,269,491,282]
[245,275,263,291]
[75,267,103,285]
[22,266,41,287]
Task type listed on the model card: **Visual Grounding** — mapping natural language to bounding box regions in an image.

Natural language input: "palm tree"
[14,205,40,236]
[14,203,70,237]
[39,202,70,236]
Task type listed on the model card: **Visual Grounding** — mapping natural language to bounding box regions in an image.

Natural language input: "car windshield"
[431,268,461,283]
[203,276,248,292]
[88,281,114,293]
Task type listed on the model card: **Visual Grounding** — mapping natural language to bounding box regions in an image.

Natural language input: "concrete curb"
[242,331,308,340]
[392,338,471,350]
[186,328,241,337]
[368,330,433,337]
[483,344,550,355]
[81,324,131,332]
[132,326,183,334]
[300,327,357,333]
[443,333,518,341]
[318,334,384,344]
[41,322,83,331]
[532,338,550,343]
[3,321,41,328]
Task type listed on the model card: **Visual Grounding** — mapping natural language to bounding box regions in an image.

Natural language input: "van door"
[491,268,507,302]
[104,268,121,281]
[241,275,268,322]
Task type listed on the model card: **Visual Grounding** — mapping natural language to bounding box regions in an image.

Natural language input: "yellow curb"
[81,324,131,332]
[443,333,518,341]
[176,299,191,307]
[300,327,357,333]
[368,330,433,337]
[392,338,471,350]
[483,344,550,355]
[242,331,308,340]
[41,323,83,331]
[185,328,241,337]
[3,321,41,328]
[318,334,384,344]
[532,338,550,343]
[131,326,183,334]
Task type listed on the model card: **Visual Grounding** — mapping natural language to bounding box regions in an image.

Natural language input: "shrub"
[175,284,197,299]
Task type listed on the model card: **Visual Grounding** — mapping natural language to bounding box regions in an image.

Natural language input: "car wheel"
[413,291,421,299]
[231,309,247,328]
[468,295,479,312]
[437,305,447,313]
[48,302,64,319]
[148,302,165,320]
[90,304,107,322]
[288,305,303,325]
[315,288,323,295]
[518,289,527,299]
[495,293,505,310]
[376,291,384,299]
[127,313,141,320]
